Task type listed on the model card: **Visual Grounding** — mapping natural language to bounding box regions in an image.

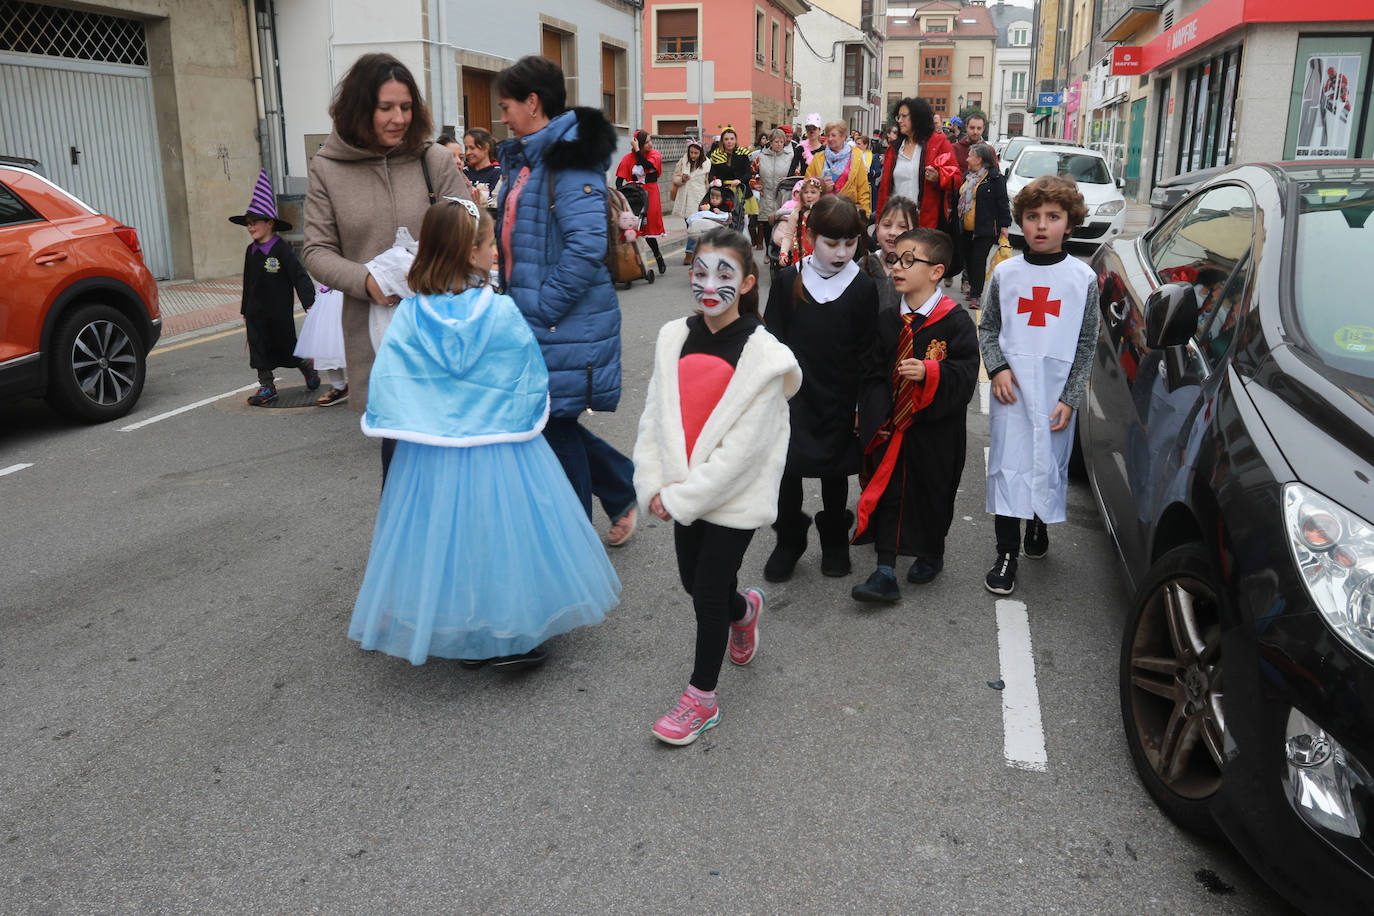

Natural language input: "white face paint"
[811,235,859,277]
[690,250,745,316]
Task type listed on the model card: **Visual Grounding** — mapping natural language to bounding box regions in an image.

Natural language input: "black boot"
[814,509,853,577]
[764,512,811,582]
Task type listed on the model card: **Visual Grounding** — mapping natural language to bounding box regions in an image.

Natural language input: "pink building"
[644,0,809,139]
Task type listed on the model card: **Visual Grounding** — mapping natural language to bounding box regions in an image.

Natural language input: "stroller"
[717,181,748,233]
[611,183,655,290]
[767,176,807,279]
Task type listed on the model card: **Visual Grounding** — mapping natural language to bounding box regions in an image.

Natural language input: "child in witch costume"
[980,176,1100,595]
[851,229,979,602]
[230,170,320,406]
[762,195,881,582]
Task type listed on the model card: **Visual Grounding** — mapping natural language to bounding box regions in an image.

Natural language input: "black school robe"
[853,296,979,555]
[764,264,880,477]
[241,237,315,370]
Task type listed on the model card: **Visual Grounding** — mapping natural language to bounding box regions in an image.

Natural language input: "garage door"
[0,2,174,278]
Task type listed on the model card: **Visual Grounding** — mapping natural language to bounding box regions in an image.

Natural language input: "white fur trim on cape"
[360,397,550,448]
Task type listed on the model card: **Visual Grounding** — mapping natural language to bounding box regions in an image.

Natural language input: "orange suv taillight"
[113,225,142,257]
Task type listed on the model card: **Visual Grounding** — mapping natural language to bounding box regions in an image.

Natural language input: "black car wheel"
[1120,542,1226,839]
[46,303,146,422]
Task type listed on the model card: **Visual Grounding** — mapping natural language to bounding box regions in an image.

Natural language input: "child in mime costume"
[231,169,320,406]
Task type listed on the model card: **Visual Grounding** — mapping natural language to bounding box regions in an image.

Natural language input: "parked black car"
[1147,164,1226,226]
[1082,161,1374,914]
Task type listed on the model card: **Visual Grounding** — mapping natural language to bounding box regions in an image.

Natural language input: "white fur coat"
[634,318,803,529]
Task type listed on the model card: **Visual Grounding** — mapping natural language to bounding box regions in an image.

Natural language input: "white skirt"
[293,288,346,369]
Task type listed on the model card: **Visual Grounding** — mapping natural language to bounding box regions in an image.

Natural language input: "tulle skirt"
[349,438,621,664]
[293,289,346,369]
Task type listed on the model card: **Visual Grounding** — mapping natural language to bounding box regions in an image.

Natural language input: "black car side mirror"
[1145,283,1199,349]
[1145,283,1200,390]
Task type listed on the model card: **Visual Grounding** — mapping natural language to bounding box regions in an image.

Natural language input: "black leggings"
[675,520,754,692]
[995,514,1041,557]
[644,236,663,266]
[777,474,848,525]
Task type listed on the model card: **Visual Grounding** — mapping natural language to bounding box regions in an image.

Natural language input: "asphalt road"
[1,258,1297,914]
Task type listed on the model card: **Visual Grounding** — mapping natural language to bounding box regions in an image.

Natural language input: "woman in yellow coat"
[804,121,872,218]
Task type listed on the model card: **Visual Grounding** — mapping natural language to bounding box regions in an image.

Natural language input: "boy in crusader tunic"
[979,175,1100,595]
[230,170,319,406]
[851,229,979,603]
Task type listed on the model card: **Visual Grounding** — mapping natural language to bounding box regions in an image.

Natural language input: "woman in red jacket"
[873,97,962,231]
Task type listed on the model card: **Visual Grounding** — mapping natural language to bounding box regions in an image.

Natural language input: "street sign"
[1036,91,1063,108]
[685,60,715,104]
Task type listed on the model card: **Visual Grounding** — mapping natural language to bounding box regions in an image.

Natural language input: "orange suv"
[0,164,161,421]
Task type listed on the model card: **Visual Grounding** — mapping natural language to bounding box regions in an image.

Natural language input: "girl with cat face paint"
[633,227,802,747]
[762,195,883,582]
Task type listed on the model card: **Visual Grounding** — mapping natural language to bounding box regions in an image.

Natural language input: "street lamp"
[958,94,964,115]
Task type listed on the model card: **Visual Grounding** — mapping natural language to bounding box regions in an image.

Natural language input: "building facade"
[885,1,996,124]
[276,0,643,188]
[642,0,807,138]
[1,0,263,280]
[988,0,1033,140]
[795,0,887,133]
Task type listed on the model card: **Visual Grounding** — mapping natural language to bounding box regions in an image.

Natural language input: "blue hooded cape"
[361,286,549,446]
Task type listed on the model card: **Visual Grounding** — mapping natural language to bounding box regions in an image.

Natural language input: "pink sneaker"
[651,687,720,746]
[729,587,764,665]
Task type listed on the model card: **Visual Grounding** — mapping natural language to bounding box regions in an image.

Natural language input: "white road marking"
[996,598,1049,772]
[979,380,990,415]
[0,463,34,477]
[984,445,989,474]
[119,384,259,432]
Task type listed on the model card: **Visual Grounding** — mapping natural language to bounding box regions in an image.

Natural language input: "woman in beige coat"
[303,53,471,475]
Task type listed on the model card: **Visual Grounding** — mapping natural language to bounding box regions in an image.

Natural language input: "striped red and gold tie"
[891,311,916,432]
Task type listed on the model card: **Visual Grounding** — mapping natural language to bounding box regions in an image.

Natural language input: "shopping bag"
[987,238,1015,276]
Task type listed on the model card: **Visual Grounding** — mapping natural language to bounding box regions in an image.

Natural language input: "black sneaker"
[985,553,1018,595]
[906,555,943,584]
[1024,519,1048,559]
[490,648,548,671]
[852,568,901,604]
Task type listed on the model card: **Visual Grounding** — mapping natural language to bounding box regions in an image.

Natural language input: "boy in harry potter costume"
[231,170,320,406]
[851,228,979,603]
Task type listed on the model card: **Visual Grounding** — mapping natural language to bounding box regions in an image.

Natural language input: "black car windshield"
[1293,181,1374,379]
[1016,150,1112,184]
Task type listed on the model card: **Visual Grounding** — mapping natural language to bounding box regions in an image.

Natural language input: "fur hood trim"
[547,107,619,173]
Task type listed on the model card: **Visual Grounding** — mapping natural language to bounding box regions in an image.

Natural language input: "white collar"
[900,288,943,318]
[800,256,860,303]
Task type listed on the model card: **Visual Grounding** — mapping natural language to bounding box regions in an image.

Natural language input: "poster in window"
[1285,37,1371,160]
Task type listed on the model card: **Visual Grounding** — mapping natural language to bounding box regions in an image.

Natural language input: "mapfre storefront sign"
[1141,0,1374,72]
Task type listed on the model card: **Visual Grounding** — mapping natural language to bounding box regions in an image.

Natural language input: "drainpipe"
[245,0,271,174]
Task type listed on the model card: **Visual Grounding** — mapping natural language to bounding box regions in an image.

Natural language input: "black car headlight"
[1284,483,1374,662]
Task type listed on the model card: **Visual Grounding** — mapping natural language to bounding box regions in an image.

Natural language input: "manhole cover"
[260,386,322,409]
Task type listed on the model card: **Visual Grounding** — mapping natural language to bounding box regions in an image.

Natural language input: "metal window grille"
[0,1,148,67]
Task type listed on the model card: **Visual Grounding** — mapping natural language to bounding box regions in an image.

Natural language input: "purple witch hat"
[228,169,292,232]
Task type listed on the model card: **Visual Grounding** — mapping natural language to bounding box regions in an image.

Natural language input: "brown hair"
[330,53,433,154]
[1013,175,1089,230]
[896,227,953,273]
[407,200,494,295]
[464,127,496,157]
[877,195,920,232]
[695,227,760,317]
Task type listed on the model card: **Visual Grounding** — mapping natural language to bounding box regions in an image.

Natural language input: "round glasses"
[884,252,937,269]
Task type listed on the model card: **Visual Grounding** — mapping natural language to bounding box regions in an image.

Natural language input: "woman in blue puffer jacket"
[494,55,638,545]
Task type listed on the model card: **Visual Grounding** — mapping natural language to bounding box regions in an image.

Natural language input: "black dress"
[241,238,315,370]
[763,264,881,477]
[854,299,979,556]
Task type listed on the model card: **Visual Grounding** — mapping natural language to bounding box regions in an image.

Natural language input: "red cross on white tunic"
[1017,286,1061,327]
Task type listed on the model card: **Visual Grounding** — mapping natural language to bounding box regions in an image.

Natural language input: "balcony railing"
[656,50,699,62]
[756,52,765,65]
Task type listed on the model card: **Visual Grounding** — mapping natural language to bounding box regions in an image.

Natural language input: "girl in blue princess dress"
[349,197,620,670]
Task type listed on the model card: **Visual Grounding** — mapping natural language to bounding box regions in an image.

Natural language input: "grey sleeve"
[1060,280,1101,409]
[978,269,1009,376]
